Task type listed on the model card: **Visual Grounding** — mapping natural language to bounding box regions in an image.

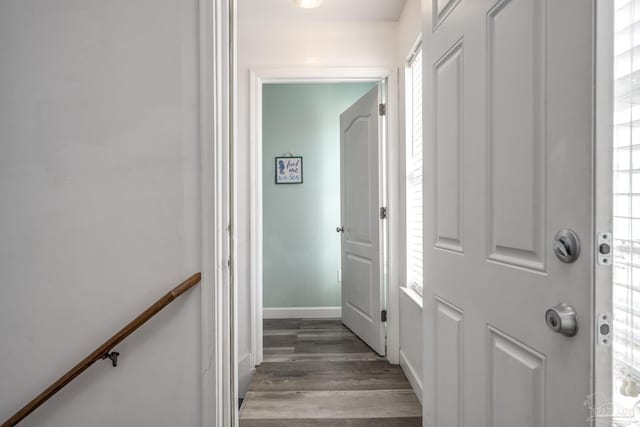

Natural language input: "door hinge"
[381,310,387,323]
[379,103,386,116]
[379,207,387,220]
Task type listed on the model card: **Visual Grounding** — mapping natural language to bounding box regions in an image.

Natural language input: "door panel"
[423,0,594,425]
[340,85,385,356]
[344,254,373,317]
[487,327,546,427]
[434,40,464,253]
[486,0,546,271]
[433,0,462,30]
[434,298,464,427]
[345,118,373,245]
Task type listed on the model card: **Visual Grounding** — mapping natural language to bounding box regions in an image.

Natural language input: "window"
[613,0,640,386]
[405,43,423,294]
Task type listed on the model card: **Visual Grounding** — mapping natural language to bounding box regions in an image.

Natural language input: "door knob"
[336,226,344,233]
[545,303,578,337]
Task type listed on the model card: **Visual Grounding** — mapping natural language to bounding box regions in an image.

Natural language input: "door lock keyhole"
[545,303,578,337]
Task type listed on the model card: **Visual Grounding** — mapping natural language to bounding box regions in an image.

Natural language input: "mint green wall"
[263,83,375,308]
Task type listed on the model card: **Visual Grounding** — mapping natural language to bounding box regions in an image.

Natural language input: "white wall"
[400,289,424,403]
[237,20,398,396]
[0,1,202,426]
[396,0,424,403]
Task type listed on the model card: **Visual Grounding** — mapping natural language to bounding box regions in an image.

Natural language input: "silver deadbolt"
[545,303,578,337]
[553,229,580,263]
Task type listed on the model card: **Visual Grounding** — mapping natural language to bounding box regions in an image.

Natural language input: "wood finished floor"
[239,319,422,426]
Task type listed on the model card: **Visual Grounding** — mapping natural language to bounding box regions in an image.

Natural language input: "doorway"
[258,80,388,358]
[261,82,374,327]
[248,70,396,367]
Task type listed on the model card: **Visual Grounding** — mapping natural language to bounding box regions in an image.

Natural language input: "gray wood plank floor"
[240,319,422,426]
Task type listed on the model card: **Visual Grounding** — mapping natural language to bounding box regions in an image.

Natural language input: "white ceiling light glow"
[293,0,323,8]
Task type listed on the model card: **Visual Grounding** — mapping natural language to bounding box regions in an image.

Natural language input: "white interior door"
[340,85,385,356]
[423,0,594,426]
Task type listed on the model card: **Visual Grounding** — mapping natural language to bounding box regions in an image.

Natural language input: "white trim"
[249,67,401,366]
[399,286,423,404]
[385,68,402,366]
[200,0,234,426]
[229,0,238,424]
[263,307,343,319]
[400,286,423,309]
[406,34,423,66]
[251,67,393,83]
[249,69,263,369]
[400,349,424,405]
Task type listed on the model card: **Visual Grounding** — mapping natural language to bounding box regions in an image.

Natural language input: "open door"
[339,85,386,356]
[423,0,594,425]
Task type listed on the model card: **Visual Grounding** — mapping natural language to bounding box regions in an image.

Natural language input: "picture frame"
[275,156,303,184]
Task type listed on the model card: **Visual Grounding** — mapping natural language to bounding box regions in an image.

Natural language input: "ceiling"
[239,0,408,22]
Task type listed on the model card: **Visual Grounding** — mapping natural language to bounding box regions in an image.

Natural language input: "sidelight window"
[405,42,423,294]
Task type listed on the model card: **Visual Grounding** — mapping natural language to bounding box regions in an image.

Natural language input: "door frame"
[248,67,401,367]
[199,0,235,425]
[594,0,614,409]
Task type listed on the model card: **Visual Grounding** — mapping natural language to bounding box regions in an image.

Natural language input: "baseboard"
[400,349,423,404]
[238,352,254,398]
[263,306,342,319]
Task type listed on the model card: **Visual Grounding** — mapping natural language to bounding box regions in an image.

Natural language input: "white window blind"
[406,46,423,293]
[614,0,640,383]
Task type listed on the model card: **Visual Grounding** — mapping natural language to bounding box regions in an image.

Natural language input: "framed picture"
[275,156,303,184]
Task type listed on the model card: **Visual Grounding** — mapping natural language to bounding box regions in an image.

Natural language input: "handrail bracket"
[102,351,120,368]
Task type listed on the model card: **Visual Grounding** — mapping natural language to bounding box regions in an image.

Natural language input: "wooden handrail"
[1,272,201,427]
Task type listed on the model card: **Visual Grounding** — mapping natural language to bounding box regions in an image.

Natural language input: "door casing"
[248,67,401,368]
[199,0,235,426]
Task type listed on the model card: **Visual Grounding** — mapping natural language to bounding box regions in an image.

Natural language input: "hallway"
[239,319,422,426]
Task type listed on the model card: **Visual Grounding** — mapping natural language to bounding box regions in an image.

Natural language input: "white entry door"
[339,85,385,356]
[423,0,594,426]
